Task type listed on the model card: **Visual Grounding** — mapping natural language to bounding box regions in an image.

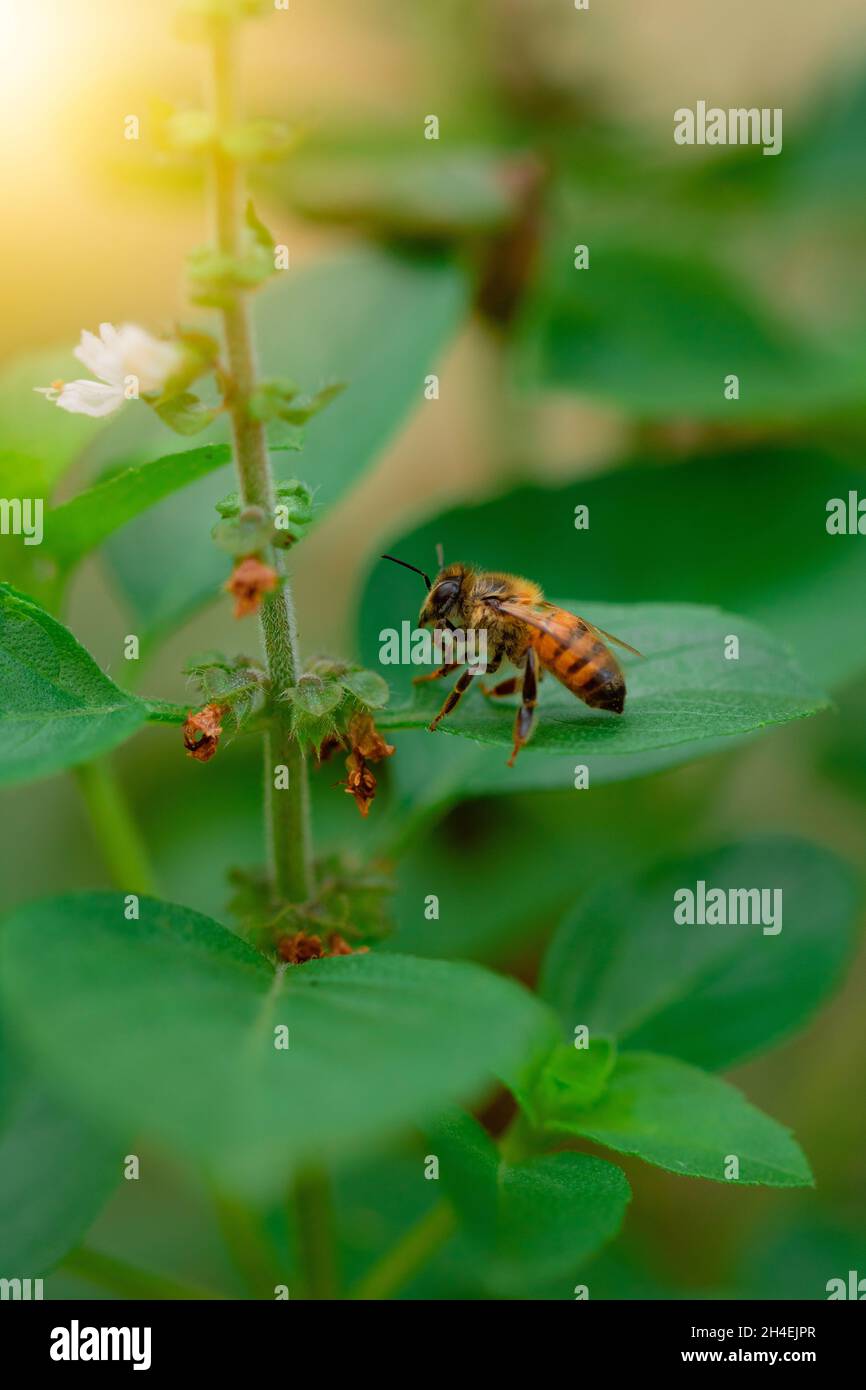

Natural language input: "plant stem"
[211,1188,286,1298]
[291,1166,339,1299]
[74,759,156,895]
[348,1115,530,1300]
[207,17,312,904]
[349,1201,457,1301]
[206,11,330,1303]
[61,1246,223,1301]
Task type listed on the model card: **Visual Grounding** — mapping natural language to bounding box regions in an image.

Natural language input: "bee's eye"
[431,579,460,612]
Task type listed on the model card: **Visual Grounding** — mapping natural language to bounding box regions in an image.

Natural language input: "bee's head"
[380,553,469,628]
[418,564,470,628]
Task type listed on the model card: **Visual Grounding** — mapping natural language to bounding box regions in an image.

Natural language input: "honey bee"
[382,554,643,765]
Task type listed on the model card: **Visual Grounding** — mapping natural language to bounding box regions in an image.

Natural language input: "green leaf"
[151,392,220,437]
[341,668,389,709]
[360,446,866,693]
[0,1043,118,1274]
[0,348,109,494]
[0,894,552,1199]
[101,248,468,639]
[283,674,345,719]
[546,1052,813,1187]
[519,211,863,422]
[45,443,231,571]
[375,601,828,758]
[540,836,860,1072]
[431,1111,631,1295]
[518,1039,617,1130]
[0,585,147,786]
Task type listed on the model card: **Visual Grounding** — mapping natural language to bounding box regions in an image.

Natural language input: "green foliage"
[3,3,864,1304]
[276,149,523,239]
[431,1111,631,1295]
[101,249,469,637]
[519,225,861,422]
[0,349,107,494]
[46,443,232,573]
[537,1051,812,1188]
[517,1038,617,1129]
[375,602,827,761]
[248,379,344,426]
[540,836,861,1071]
[212,477,313,554]
[184,654,267,735]
[0,1043,118,1274]
[0,894,553,1198]
[0,586,147,786]
[362,446,866,689]
[151,391,220,436]
[279,656,390,751]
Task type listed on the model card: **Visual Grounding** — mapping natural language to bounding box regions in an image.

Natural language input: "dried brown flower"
[327,932,369,957]
[225,556,278,618]
[342,750,378,818]
[277,929,325,964]
[315,732,345,766]
[183,702,224,762]
[337,714,395,817]
[347,712,395,763]
[277,927,370,964]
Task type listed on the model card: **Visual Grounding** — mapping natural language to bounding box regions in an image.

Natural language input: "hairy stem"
[208,18,312,903]
[74,759,156,896]
[206,12,328,1301]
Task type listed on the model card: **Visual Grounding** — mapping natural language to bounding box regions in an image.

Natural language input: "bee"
[382,554,643,766]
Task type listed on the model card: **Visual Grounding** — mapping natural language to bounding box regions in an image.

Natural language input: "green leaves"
[0,586,147,786]
[0,894,552,1199]
[281,658,392,751]
[540,837,861,1071]
[501,834,856,1188]
[362,445,866,693]
[518,182,866,422]
[0,1046,118,1274]
[538,1052,812,1188]
[45,443,232,573]
[211,478,312,555]
[431,1112,631,1295]
[103,248,468,638]
[376,601,827,765]
[517,1039,617,1129]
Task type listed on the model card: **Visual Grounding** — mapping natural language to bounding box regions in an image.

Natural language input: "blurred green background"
[1,0,865,1299]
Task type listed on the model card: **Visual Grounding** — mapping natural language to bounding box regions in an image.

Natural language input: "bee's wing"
[583,620,644,659]
[487,597,643,657]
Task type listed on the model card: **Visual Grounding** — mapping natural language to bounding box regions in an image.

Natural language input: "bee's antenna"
[435,542,444,568]
[381,553,432,591]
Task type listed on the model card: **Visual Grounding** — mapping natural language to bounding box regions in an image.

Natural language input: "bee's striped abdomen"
[532,616,626,714]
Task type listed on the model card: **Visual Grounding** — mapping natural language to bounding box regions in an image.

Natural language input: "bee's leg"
[481,675,519,699]
[507,647,538,767]
[412,662,461,686]
[428,668,475,731]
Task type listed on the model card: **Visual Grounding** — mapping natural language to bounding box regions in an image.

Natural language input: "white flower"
[36,323,182,418]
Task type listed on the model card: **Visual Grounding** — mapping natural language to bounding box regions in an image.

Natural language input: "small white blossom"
[36,323,182,418]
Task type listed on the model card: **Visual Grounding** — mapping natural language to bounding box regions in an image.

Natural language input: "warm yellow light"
[0,0,80,122]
